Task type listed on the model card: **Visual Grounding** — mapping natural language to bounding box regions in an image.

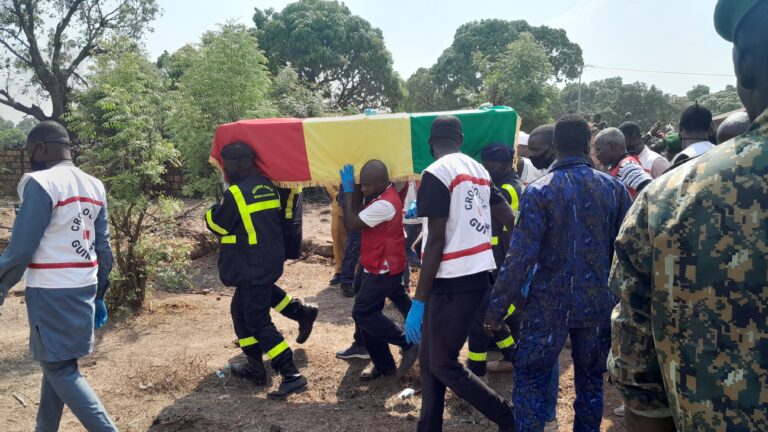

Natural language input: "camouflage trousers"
[513,322,611,432]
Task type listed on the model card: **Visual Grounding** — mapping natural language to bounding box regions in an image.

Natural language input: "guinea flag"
[210,106,520,187]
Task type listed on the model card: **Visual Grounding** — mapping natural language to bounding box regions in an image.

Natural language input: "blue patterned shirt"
[487,157,632,328]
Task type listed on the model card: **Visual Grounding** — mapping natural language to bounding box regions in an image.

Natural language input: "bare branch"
[0,88,47,119]
[52,0,86,72]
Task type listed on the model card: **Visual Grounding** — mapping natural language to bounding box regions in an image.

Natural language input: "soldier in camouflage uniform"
[607,1,768,431]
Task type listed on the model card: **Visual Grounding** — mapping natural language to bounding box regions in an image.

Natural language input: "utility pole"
[577,65,584,114]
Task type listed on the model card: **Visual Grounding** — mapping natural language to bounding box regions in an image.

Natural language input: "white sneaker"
[544,419,559,432]
[614,404,625,417]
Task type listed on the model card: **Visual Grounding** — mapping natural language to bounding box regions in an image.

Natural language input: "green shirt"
[608,108,768,430]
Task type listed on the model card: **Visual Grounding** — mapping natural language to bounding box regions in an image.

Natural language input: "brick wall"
[0,148,28,195]
[0,148,184,197]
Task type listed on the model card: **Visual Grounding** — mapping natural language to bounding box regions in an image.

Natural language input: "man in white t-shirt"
[519,124,556,185]
[338,160,419,381]
[670,104,716,167]
[618,121,671,178]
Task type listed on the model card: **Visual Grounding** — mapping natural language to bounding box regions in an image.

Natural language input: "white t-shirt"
[638,146,671,178]
[358,199,397,273]
[671,141,715,166]
[359,200,396,228]
[520,158,545,185]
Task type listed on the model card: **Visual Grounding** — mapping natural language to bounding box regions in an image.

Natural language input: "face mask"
[529,152,553,170]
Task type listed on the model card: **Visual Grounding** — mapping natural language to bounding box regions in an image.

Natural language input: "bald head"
[360,159,390,198]
[716,111,751,144]
[528,124,556,169]
[26,120,72,167]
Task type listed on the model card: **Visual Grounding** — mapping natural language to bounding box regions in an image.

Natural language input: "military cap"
[221,141,256,161]
[715,0,763,42]
[481,142,514,162]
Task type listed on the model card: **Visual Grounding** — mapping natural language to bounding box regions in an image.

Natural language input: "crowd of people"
[0,1,766,431]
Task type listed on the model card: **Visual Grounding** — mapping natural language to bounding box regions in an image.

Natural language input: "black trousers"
[352,266,411,346]
[270,284,307,321]
[467,289,491,376]
[352,272,412,371]
[231,285,296,375]
[418,275,514,431]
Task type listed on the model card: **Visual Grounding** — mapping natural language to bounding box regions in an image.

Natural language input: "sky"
[1,0,736,122]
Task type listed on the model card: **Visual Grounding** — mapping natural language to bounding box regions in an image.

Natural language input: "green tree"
[253,0,403,110]
[67,38,177,313]
[478,34,556,130]
[15,117,37,134]
[156,44,197,90]
[404,68,453,112]
[170,24,276,196]
[0,127,25,149]
[686,84,711,102]
[0,115,13,130]
[0,0,159,122]
[272,65,325,118]
[699,86,743,115]
[432,19,583,109]
[555,77,680,130]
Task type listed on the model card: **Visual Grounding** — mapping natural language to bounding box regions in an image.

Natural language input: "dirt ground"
[0,202,626,432]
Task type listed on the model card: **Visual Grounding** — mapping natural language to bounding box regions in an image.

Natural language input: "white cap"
[518,131,529,146]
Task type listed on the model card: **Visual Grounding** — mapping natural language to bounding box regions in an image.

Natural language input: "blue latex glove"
[339,164,356,193]
[405,299,425,344]
[95,299,108,329]
[405,201,418,219]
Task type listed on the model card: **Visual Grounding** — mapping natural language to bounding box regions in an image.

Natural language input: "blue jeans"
[36,359,117,432]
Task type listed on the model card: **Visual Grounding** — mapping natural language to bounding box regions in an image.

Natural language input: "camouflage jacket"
[608,109,768,430]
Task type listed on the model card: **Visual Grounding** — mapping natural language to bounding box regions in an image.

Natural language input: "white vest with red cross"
[422,152,496,279]
[18,165,106,288]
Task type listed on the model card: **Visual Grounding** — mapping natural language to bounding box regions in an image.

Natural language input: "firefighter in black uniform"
[205,142,307,399]
[466,143,525,379]
[208,187,318,346]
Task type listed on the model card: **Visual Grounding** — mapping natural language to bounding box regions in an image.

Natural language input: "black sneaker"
[336,343,370,360]
[341,283,355,298]
[398,343,419,378]
[230,357,267,386]
[329,273,341,286]
[268,374,308,400]
[360,366,396,381]
[296,304,319,344]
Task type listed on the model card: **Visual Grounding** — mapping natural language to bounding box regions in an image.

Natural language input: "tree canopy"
[555,77,684,130]
[686,84,711,101]
[0,0,159,122]
[253,0,403,111]
[170,24,276,196]
[699,86,743,115]
[430,19,583,109]
[478,34,556,130]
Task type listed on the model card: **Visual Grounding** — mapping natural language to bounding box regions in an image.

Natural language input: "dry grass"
[127,352,213,394]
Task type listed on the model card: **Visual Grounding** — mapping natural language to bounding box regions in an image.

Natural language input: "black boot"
[296,304,319,344]
[341,283,354,298]
[268,363,308,400]
[230,356,267,386]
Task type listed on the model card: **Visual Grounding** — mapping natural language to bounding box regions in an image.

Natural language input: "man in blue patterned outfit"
[486,115,633,432]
